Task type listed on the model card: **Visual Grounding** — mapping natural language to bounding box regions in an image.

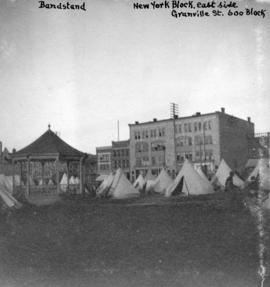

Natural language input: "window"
[145,130,149,138]
[195,135,203,145]
[184,123,188,133]
[151,143,166,151]
[195,151,202,159]
[205,150,213,160]
[205,135,213,144]
[186,153,192,160]
[176,136,185,147]
[203,122,207,131]
[188,137,192,146]
[194,122,197,132]
[158,128,165,137]
[136,158,142,167]
[208,120,212,130]
[152,157,156,166]
[150,129,156,138]
[142,157,149,166]
[198,122,201,131]
[178,124,182,133]
[162,128,165,137]
[188,123,192,132]
[134,131,141,140]
[176,153,185,162]
[135,142,149,153]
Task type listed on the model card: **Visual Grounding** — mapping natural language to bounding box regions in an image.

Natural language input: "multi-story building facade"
[96,146,112,175]
[111,140,130,179]
[255,132,270,158]
[129,108,254,181]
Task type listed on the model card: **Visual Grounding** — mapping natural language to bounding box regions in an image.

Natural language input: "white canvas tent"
[153,168,173,194]
[96,174,108,182]
[165,160,214,197]
[60,173,68,192]
[133,174,146,191]
[69,176,76,185]
[195,166,209,182]
[60,173,68,185]
[0,174,21,193]
[0,186,22,209]
[48,179,54,186]
[145,169,157,193]
[247,158,270,190]
[107,169,140,199]
[211,159,244,189]
[96,172,115,197]
[74,177,80,185]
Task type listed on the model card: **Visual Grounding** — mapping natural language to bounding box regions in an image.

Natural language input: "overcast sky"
[0,0,269,154]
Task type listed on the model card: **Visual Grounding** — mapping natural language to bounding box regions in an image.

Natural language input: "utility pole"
[170,103,179,173]
[117,120,120,141]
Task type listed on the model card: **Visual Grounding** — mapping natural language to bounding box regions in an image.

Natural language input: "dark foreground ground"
[0,194,269,287]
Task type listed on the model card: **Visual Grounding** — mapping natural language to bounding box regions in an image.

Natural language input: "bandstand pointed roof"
[12,126,85,161]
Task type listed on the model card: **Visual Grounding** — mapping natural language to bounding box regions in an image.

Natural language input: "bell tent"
[107,169,140,199]
[165,160,214,197]
[153,168,173,194]
[96,172,115,197]
[133,174,146,192]
[211,159,244,189]
[0,186,22,209]
[145,169,157,193]
[247,158,270,190]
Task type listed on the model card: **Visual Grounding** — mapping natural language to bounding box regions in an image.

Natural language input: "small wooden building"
[11,125,87,204]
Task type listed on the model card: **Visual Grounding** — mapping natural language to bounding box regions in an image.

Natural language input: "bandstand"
[11,125,86,204]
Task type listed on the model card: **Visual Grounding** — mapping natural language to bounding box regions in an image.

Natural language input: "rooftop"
[129,108,253,127]
[12,126,85,160]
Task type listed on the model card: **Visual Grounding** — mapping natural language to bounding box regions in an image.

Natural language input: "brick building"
[111,140,130,179]
[96,146,112,175]
[129,108,254,181]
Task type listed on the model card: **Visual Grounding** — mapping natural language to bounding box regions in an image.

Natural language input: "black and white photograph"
[0,0,270,286]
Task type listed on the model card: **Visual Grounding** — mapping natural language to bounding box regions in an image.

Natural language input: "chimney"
[196,112,201,116]
[153,118,157,122]
[247,117,251,122]
[12,148,16,153]
[135,121,139,125]
[174,115,178,119]
[221,107,225,113]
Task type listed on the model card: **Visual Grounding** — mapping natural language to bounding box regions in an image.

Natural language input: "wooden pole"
[56,158,60,194]
[67,161,70,193]
[12,160,15,194]
[19,161,22,188]
[41,162,44,191]
[26,157,30,196]
[79,157,83,195]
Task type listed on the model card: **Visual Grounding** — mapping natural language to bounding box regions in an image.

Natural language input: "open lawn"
[0,194,268,287]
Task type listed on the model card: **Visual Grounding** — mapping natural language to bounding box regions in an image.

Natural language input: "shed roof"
[12,127,85,160]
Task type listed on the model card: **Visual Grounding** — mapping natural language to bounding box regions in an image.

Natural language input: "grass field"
[0,194,268,287]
